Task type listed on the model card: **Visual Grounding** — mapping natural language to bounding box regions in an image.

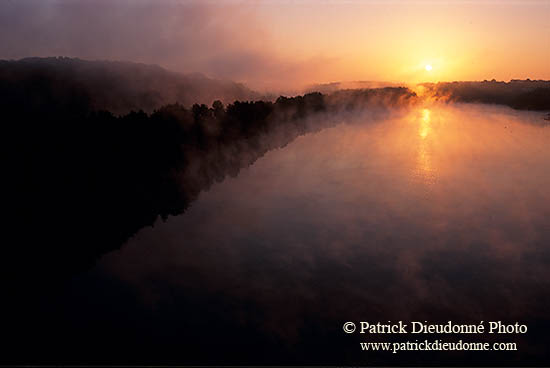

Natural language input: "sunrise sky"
[1,0,549,91]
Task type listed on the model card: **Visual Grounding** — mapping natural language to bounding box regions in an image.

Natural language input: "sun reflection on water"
[415,108,437,187]
[419,108,431,139]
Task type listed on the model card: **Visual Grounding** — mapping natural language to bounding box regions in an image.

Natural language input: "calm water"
[49,104,550,364]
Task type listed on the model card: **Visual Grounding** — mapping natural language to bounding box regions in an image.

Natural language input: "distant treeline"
[422,80,550,110]
[1,63,416,289]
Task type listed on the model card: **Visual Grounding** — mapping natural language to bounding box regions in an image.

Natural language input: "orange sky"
[1,0,548,91]
[252,0,550,89]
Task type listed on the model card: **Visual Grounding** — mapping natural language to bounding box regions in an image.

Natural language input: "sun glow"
[425,64,433,71]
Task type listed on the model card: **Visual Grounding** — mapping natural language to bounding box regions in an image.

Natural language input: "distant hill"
[421,80,550,111]
[0,57,260,114]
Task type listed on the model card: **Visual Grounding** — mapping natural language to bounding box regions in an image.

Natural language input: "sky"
[1,0,549,91]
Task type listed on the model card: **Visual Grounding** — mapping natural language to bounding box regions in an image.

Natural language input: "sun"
[425,64,433,71]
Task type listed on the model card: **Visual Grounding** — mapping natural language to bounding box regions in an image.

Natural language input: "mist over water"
[25,104,550,365]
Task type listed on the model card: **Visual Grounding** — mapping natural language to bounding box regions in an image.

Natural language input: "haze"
[1,0,548,91]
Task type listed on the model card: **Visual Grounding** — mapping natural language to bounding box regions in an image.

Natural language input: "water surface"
[47,104,550,364]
